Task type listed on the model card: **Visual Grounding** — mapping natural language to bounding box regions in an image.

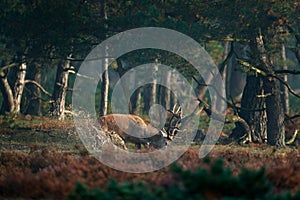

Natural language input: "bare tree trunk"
[143,85,153,114]
[100,53,109,116]
[0,58,26,115]
[115,59,136,114]
[99,0,109,116]
[158,70,171,110]
[280,44,289,114]
[212,41,229,111]
[0,73,15,113]
[130,69,142,114]
[142,63,158,114]
[226,43,247,102]
[131,88,141,114]
[151,64,158,106]
[50,57,71,120]
[143,86,150,114]
[13,58,27,113]
[25,63,42,116]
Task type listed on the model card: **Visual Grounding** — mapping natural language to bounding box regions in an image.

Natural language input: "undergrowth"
[69,158,300,200]
[0,147,299,199]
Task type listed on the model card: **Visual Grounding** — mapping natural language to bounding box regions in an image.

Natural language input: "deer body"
[98,114,167,149]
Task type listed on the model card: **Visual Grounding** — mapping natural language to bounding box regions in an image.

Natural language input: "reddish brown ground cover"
[0,145,299,199]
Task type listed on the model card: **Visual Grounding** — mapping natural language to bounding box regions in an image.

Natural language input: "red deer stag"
[98,114,168,149]
[98,104,183,150]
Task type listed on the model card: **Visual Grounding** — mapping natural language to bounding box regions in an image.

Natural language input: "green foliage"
[69,180,161,200]
[170,159,271,199]
[69,159,300,200]
[204,41,224,64]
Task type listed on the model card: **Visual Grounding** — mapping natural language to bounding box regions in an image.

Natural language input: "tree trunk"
[130,68,142,114]
[255,33,285,147]
[131,88,141,114]
[0,72,15,113]
[233,31,286,147]
[280,44,289,114]
[143,85,153,114]
[240,31,285,147]
[50,57,70,120]
[99,0,109,116]
[0,58,26,115]
[100,54,109,116]
[25,63,42,116]
[213,40,229,111]
[233,75,267,143]
[158,70,171,110]
[263,74,285,147]
[12,58,27,114]
[150,64,158,107]
[142,63,158,114]
[295,27,300,64]
[226,43,247,102]
[253,33,285,147]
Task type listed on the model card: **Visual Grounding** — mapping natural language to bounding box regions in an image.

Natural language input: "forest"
[0,0,300,199]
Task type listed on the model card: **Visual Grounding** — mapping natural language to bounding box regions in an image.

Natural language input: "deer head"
[163,102,205,142]
[164,104,183,140]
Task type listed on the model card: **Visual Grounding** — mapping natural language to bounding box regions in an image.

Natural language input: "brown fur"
[98,114,166,149]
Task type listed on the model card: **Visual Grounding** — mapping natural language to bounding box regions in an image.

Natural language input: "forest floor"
[0,115,299,199]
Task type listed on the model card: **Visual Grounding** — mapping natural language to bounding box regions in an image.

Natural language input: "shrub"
[69,159,300,200]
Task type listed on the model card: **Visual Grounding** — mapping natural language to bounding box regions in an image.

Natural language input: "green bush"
[68,159,300,200]
[68,180,162,200]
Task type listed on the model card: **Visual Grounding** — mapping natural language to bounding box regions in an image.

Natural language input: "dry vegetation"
[0,145,299,199]
[0,116,299,199]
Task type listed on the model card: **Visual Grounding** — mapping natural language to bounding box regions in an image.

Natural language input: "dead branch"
[0,63,19,75]
[69,70,96,80]
[286,130,299,145]
[64,110,76,116]
[237,59,267,76]
[24,80,52,97]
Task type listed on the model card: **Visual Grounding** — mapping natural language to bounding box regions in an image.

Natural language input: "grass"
[0,116,84,154]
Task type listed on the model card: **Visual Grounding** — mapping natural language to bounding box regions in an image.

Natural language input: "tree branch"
[271,74,300,99]
[24,80,52,97]
[192,76,265,112]
[285,130,299,145]
[47,55,115,62]
[238,59,300,99]
[24,86,53,103]
[274,69,300,75]
[285,114,300,121]
[0,63,19,75]
[69,70,96,80]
